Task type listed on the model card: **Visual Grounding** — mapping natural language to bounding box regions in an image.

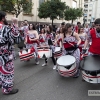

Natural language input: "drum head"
[80,55,100,71]
[57,55,76,66]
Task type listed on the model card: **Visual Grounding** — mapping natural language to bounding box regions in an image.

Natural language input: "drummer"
[25,23,39,64]
[55,27,64,47]
[78,26,87,53]
[61,23,81,78]
[83,18,100,55]
[39,28,47,47]
[42,25,57,69]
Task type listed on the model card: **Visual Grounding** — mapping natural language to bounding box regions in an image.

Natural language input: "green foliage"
[64,7,83,23]
[38,0,66,26]
[0,0,33,17]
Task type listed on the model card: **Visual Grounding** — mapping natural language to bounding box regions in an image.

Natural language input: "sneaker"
[3,89,19,95]
[36,61,39,65]
[42,63,47,67]
[53,65,57,70]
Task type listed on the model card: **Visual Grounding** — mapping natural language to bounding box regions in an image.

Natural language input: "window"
[72,0,77,8]
[89,4,92,7]
[89,14,91,16]
[89,9,92,12]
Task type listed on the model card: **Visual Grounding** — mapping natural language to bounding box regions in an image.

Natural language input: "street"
[0,49,100,100]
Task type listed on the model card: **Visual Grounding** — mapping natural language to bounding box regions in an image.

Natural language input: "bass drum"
[80,55,100,83]
[37,47,52,58]
[57,55,77,77]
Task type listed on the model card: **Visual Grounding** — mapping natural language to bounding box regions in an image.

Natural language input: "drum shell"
[37,48,52,58]
[80,55,100,83]
[54,47,62,58]
[57,55,77,77]
[18,48,34,61]
[57,62,77,77]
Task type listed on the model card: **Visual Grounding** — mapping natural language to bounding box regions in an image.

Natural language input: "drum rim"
[57,62,75,67]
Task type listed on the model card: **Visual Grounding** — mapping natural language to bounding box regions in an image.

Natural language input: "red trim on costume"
[63,42,75,48]
[89,29,100,55]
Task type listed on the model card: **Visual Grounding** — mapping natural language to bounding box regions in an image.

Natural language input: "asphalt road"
[0,49,100,100]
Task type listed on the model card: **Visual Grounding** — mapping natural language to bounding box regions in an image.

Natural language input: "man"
[0,11,20,95]
[83,18,100,55]
[36,23,42,34]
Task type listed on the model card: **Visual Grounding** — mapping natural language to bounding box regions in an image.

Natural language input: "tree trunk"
[52,19,53,27]
[72,19,73,24]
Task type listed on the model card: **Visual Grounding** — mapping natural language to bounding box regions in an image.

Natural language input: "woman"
[42,25,57,69]
[78,26,87,53]
[55,27,65,47]
[25,23,39,64]
[62,23,81,78]
[39,28,46,47]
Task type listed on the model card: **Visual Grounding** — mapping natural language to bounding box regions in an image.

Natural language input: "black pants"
[44,53,56,65]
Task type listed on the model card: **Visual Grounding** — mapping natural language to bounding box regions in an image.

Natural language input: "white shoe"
[36,61,39,65]
[42,63,47,67]
[53,65,57,70]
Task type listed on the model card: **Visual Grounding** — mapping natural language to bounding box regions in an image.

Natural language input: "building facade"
[7,0,84,25]
[84,0,100,24]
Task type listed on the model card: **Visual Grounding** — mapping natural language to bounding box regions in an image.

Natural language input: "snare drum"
[54,47,62,58]
[80,55,100,83]
[57,55,77,77]
[18,48,35,61]
[37,47,52,58]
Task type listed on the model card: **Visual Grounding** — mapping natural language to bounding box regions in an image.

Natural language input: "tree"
[0,0,33,17]
[64,8,83,23]
[38,0,66,26]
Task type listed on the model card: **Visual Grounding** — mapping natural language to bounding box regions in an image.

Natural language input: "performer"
[83,18,100,55]
[78,26,87,53]
[42,25,57,69]
[55,27,64,47]
[11,17,19,60]
[62,23,81,78]
[0,11,21,94]
[39,28,46,47]
[25,23,39,64]
[75,22,81,33]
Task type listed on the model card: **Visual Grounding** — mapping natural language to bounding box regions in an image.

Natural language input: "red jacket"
[89,29,100,55]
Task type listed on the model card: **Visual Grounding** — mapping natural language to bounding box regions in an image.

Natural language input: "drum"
[37,47,52,58]
[57,55,77,77]
[80,55,100,83]
[54,47,62,58]
[18,48,35,61]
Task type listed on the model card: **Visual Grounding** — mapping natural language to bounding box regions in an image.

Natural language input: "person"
[39,28,46,47]
[84,24,90,34]
[25,23,39,64]
[78,26,87,53]
[62,23,81,78]
[83,18,100,55]
[0,11,21,94]
[75,22,81,33]
[42,25,57,69]
[37,23,42,34]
